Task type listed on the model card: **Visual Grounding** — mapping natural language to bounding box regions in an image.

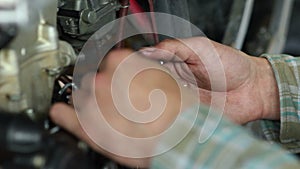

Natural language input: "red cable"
[148,0,159,44]
[129,0,144,13]
[116,0,130,48]
[129,0,155,43]
[117,0,159,48]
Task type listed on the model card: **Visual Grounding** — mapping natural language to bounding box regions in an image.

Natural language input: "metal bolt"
[45,67,62,76]
[82,10,97,24]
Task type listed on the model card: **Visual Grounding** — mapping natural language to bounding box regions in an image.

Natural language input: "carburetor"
[0,0,76,119]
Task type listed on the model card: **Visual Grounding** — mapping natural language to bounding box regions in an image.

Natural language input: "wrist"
[253,57,280,120]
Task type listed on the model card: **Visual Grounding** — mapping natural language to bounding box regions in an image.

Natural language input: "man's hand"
[141,37,280,124]
[50,37,280,167]
[50,49,194,168]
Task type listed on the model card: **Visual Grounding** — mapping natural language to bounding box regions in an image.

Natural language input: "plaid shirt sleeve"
[151,106,300,169]
[260,54,300,153]
[151,54,300,168]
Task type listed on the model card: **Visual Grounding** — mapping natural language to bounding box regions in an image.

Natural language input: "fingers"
[140,39,190,62]
[50,103,151,168]
[50,103,85,139]
[140,46,175,61]
[50,102,104,151]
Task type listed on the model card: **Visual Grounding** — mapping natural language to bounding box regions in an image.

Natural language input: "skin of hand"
[50,49,194,168]
[50,37,279,167]
[140,37,280,124]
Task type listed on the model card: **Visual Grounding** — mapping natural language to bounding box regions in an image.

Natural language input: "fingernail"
[140,47,157,54]
[139,47,157,56]
[141,47,157,52]
[140,50,154,56]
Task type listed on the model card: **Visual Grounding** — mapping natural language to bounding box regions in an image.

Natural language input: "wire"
[129,0,155,43]
[116,0,159,48]
[148,0,159,44]
[116,0,130,48]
